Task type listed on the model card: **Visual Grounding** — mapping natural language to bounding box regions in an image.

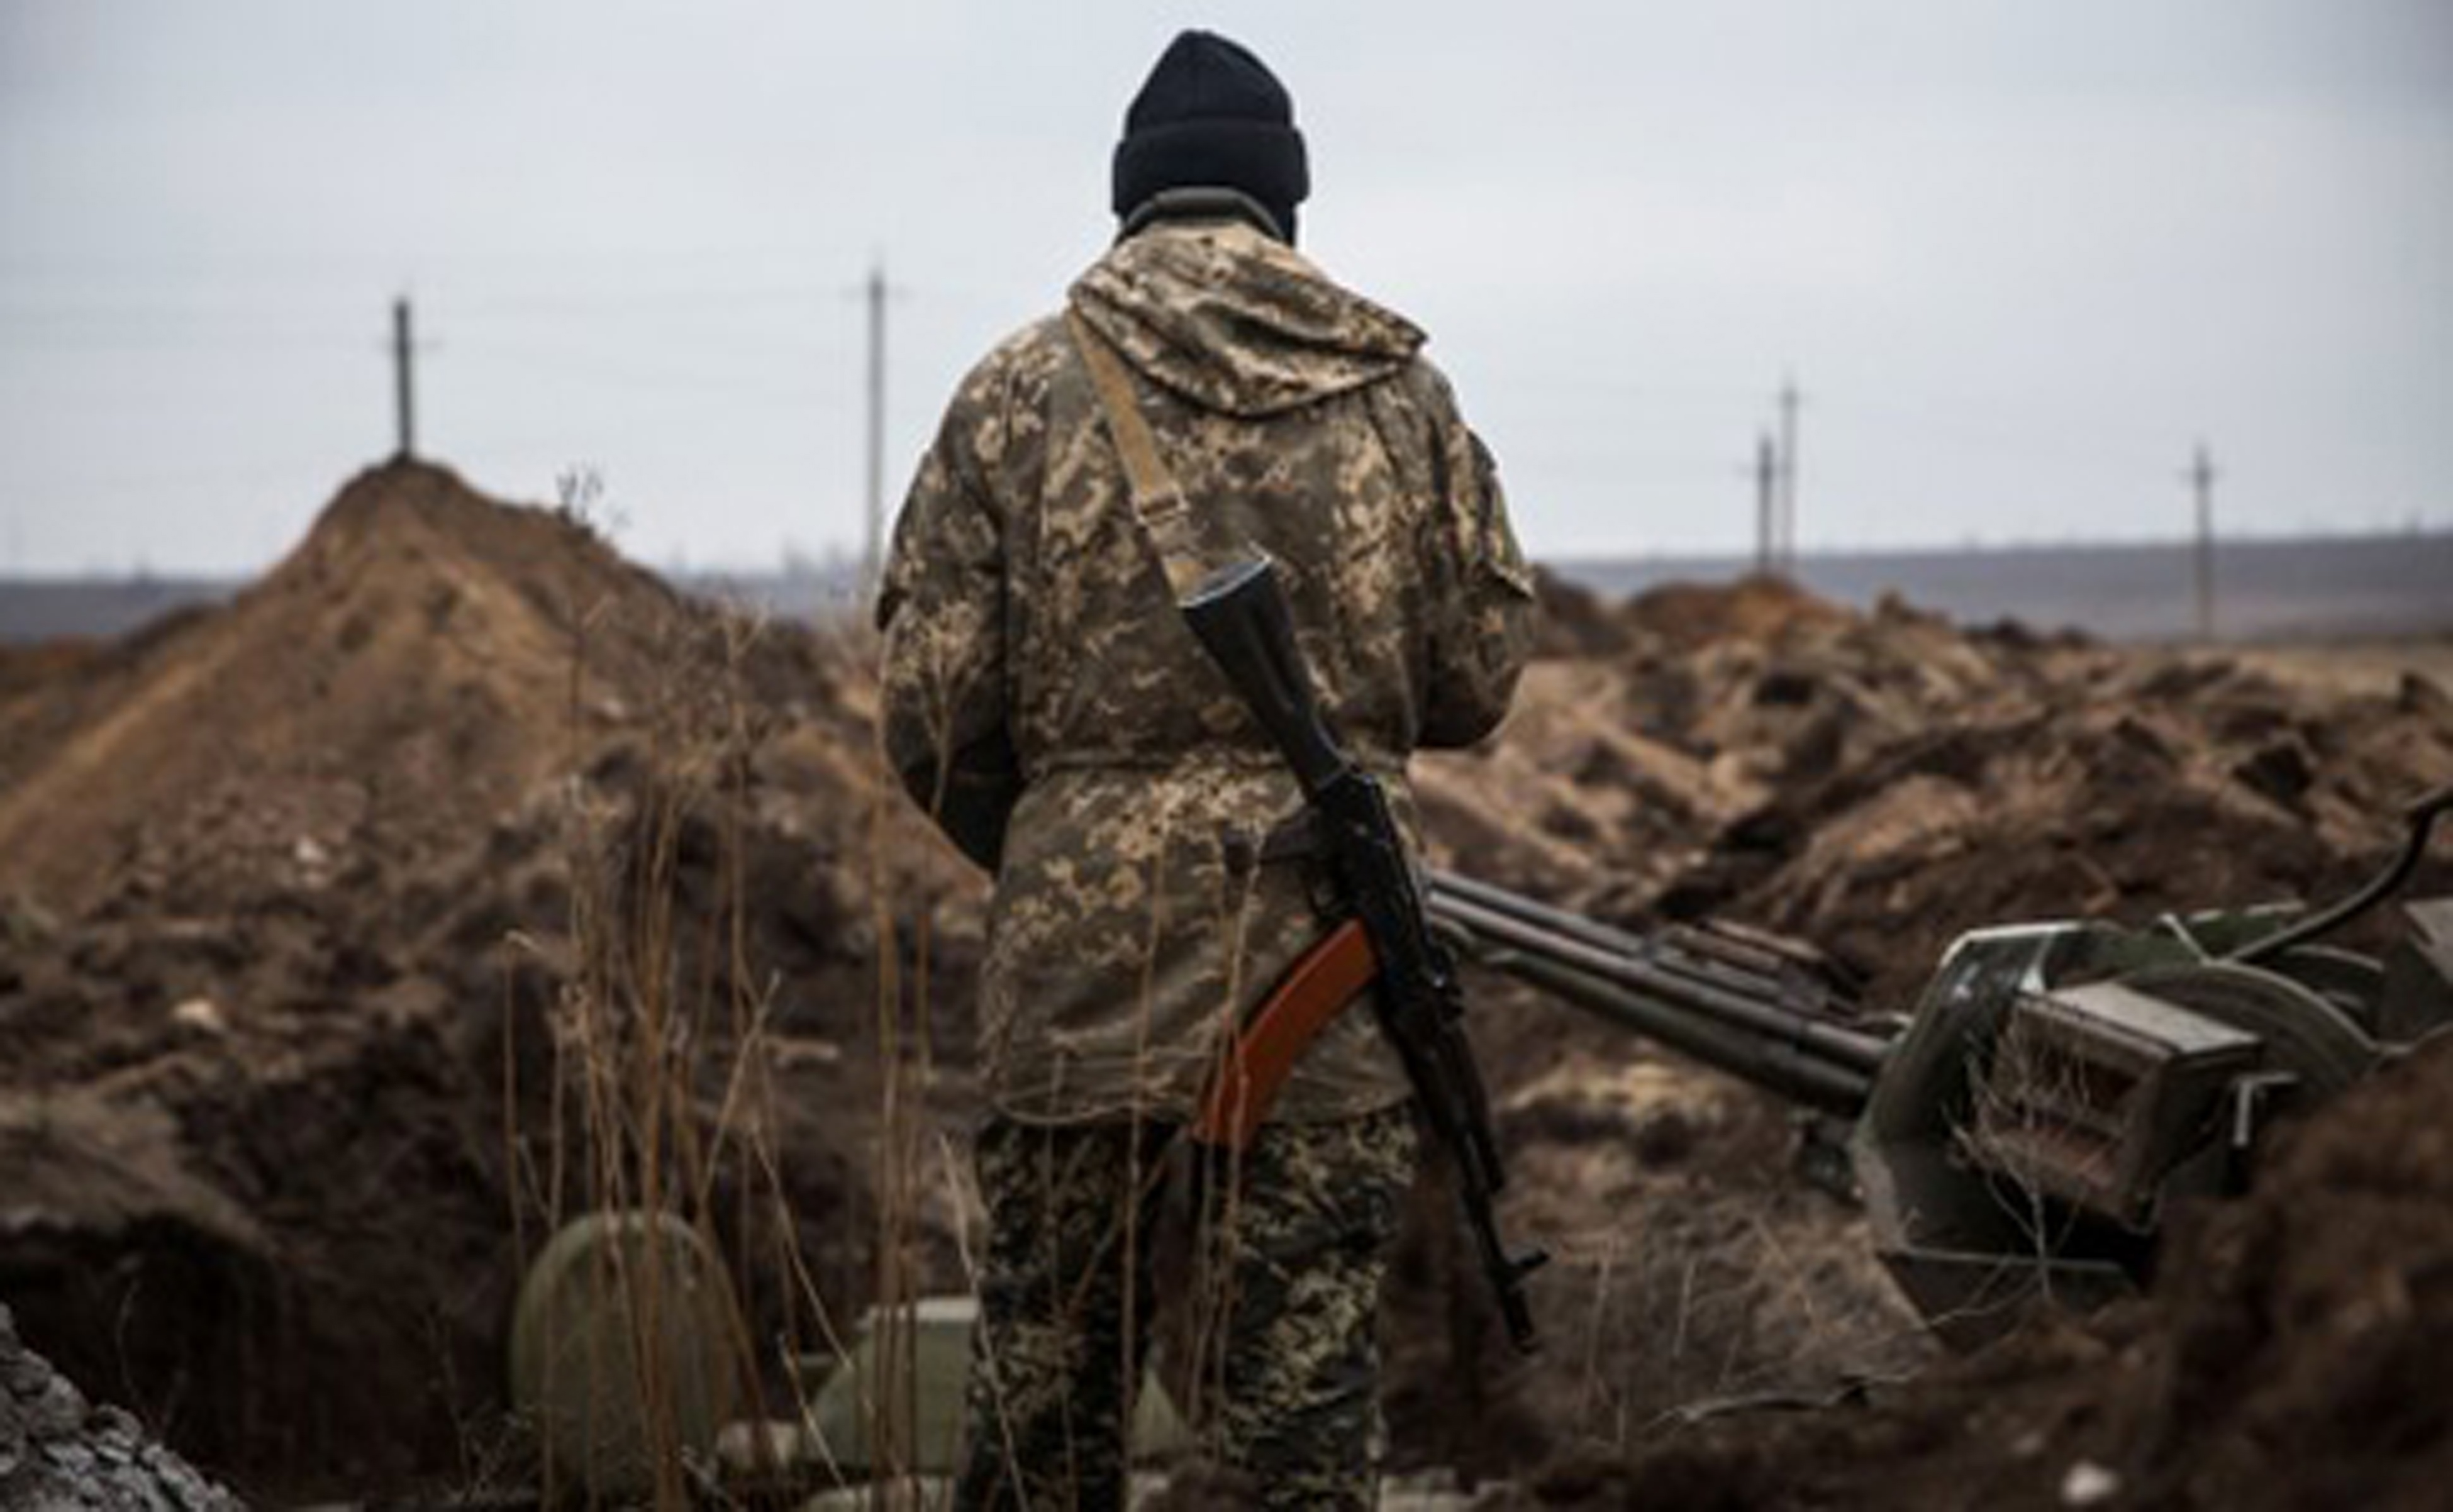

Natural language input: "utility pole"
[862,262,888,593]
[1754,431,1779,577]
[391,296,417,460]
[2187,441,2218,642]
[1776,374,1801,576]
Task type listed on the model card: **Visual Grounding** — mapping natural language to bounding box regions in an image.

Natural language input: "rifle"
[1178,555,1547,1354]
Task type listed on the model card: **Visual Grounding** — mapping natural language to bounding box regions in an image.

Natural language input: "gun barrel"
[1435,871,1828,998]
[1426,874,1891,1115]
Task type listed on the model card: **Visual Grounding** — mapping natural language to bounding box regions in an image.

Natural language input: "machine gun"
[1427,786,2453,1347]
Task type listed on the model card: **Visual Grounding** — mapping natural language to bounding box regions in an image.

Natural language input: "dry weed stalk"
[1955,1028,2094,1309]
[495,472,864,1507]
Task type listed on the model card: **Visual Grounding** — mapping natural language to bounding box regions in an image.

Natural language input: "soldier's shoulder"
[1365,350,1471,448]
[951,314,1072,413]
[1379,349,1462,416]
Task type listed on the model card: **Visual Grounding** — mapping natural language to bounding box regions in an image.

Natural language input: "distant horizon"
[4,469,2449,585]
[8,520,2447,649]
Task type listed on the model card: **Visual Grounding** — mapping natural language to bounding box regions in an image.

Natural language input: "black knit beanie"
[1113,31,1308,242]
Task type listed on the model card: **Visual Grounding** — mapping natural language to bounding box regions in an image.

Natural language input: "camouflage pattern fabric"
[955,1107,1419,1511]
[879,217,1534,1124]
[1177,1106,1420,1510]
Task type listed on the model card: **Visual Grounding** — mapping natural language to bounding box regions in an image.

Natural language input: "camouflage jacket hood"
[1069,219,1425,418]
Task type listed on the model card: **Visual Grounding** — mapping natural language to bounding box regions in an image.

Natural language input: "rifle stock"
[1179,557,1347,794]
[1181,555,1547,1353]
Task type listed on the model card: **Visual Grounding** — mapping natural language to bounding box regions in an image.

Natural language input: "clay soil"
[2,465,2449,1507]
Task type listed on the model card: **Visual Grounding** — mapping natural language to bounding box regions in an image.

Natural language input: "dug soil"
[1,465,2447,1506]
[0,462,976,1495]
[1486,1034,2453,1512]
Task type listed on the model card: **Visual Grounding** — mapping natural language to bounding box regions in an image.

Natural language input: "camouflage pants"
[954,1105,1418,1511]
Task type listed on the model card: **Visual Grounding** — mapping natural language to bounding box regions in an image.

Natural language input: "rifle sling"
[1067,309,1213,601]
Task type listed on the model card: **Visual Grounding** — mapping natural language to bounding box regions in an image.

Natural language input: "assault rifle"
[1177,556,1547,1354]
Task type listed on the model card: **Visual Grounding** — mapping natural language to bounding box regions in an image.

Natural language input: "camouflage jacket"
[878,216,1533,1124]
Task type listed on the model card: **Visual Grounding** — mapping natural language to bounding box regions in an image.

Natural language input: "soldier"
[878,29,1533,1510]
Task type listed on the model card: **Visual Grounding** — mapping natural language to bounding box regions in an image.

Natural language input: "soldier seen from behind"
[879,29,1534,1509]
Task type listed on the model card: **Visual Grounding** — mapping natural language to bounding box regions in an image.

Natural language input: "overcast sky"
[3,0,2447,575]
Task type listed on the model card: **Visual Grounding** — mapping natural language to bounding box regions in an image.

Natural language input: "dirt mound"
[1490,1034,2453,1512]
[1659,642,2453,1007]
[2132,1030,2453,1506]
[1621,573,1855,652]
[0,459,704,918]
[1416,582,2078,920]
[1423,579,2452,1004]
[1529,570,1633,660]
[1403,578,2452,1490]
[0,463,972,1497]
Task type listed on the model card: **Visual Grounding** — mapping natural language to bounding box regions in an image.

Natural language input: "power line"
[448,342,851,404]
[441,286,845,318]
[0,323,369,353]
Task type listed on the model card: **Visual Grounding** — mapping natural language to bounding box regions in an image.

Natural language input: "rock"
[2233,738,2315,810]
[2059,1459,2121,1506]
[170,998,227,1036]
[0,1304,245,1511]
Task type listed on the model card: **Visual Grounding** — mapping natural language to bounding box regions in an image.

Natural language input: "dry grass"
[499,470,891,1507]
